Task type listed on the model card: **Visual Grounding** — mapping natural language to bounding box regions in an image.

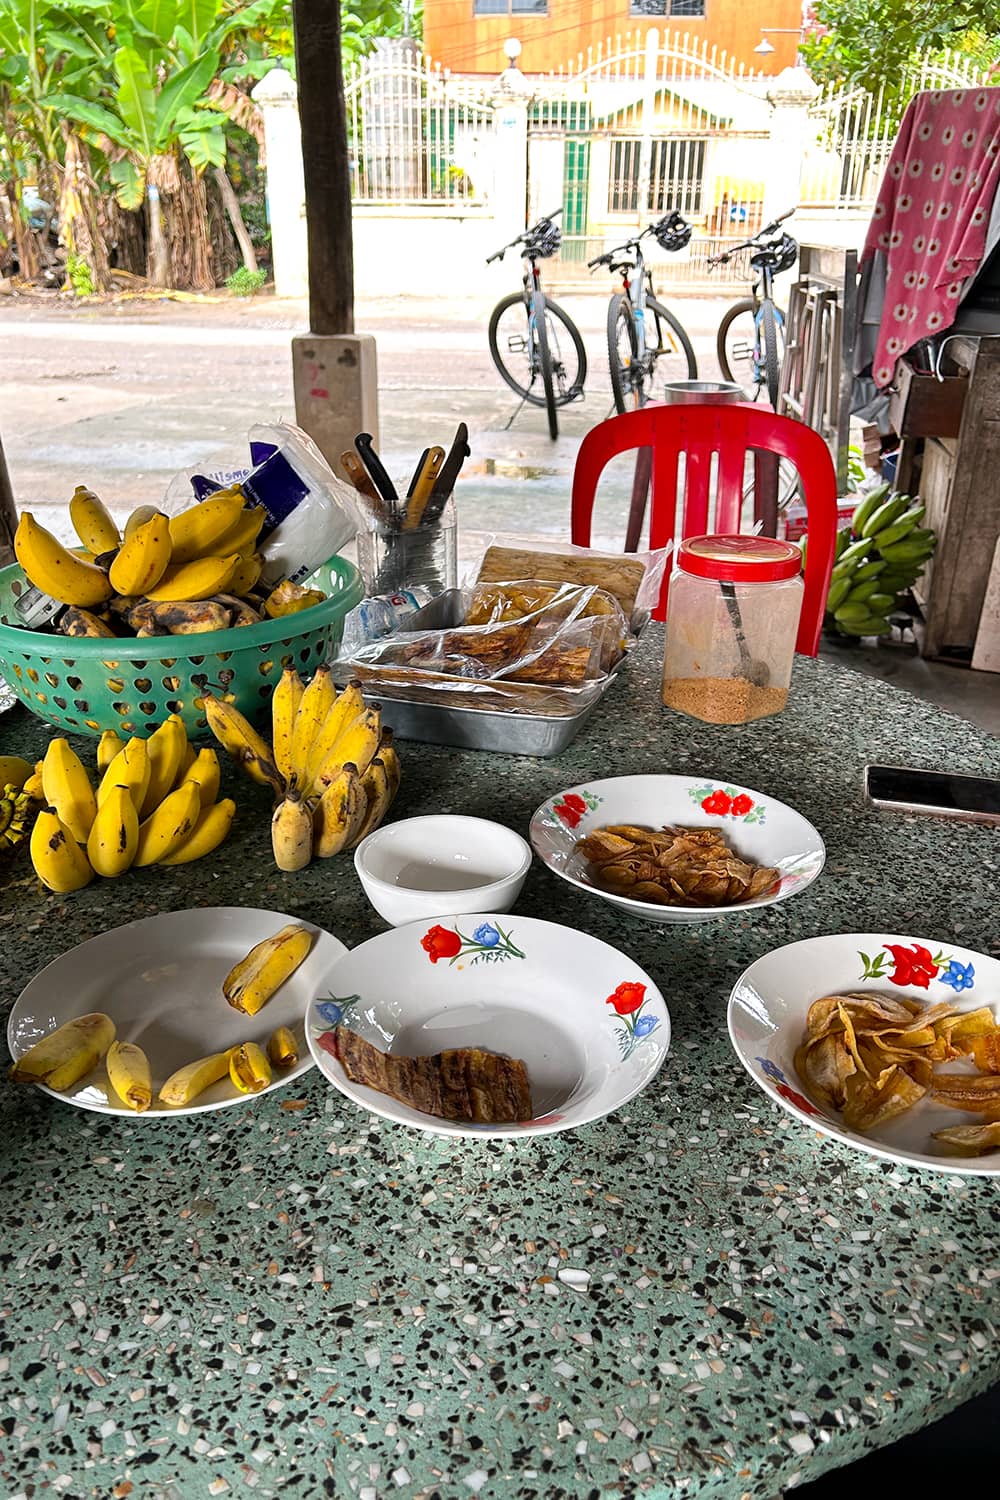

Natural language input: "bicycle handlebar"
[487,207,563,264]
[706,208,799,267]
[588,211,688,270]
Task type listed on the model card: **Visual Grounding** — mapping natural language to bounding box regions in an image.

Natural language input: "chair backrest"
[570,403,838,655]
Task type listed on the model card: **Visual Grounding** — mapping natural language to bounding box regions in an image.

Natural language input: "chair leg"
[625,447,652,553]
[754,451,780,536]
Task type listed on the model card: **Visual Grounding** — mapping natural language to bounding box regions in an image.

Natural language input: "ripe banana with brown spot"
[349,755,395,848]
[229,1041,272,1094]
[289,665,336,790]
[42,737,97,844]
[157,797,235,864]
[379,728,401,802]
[168,488,247,565]
[182,747,221,807]
[106,1040,152,1111]
[271,665,303,787]
[201,691,283,796]
[60,605,117,638]
[315,704,382,790]
[69,485,120,557]
[10,1012,115,1090]
[223,923,313,1016]
[267,1027,298,1070]
[271,784,315,871]
[214,504,266,558]
[30,808,94,893]
[159,1050,232,1107]
[124,505,161,539]
[96,729,124,776]
[128,599,231,636]
[303,678,364,793]
[134,779,201,867]
[97,737,150,814]
[313,762,364,858]
[15,511,114,608]
[109,511,172,596]
[86,783,139,877]
[140,715,188,818]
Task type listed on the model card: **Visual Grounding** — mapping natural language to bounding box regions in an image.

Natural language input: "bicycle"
[712,209,798,410]
[589,211,697,414]
[486,208,587,440]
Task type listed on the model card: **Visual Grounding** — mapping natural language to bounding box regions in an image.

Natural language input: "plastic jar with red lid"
[661,535,803,724]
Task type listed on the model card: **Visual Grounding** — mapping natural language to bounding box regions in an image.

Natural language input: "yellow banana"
[289,665,336,790]
[22,762,45,800]
[97,730,125,775]
[86,783,139,877]
[106,1039,152,1111]
[30,809,94,892]
[303,678,364,793]
[146,554,240,603]
[315,704,382,790]
[270,666,303,787]
[134,780,201,867]
[264,579,326,618]
[97,737,150,815]
[60,605,117,638]
[271,785,314,871]
[159,1050,232,1107]
[201,691,283,795]
[176,743,197,784]
[350,756,394,848]
[267,1026,299,1070]
[69,484,120,557]
[0,756,32,791]
[379,728,402,803]
[229,1041,272,1094]
[129,599,231,635]
[313,762,365,858]
[124,504,161,539]
[214,504,266,558]
[227,553,263,598]
[168,488,247,565]
[108,511,173,597]
[211,593,260,626]
[42,737,97,843]
[10,1012,115,1090]
[223,923,313,1016]
[182,747,220,807]
[157,797,235,864]
[14,511,113,608]
[139,715,188,818]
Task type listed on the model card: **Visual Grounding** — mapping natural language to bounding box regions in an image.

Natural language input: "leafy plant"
[225,263,266,295]
[66,251,95,295]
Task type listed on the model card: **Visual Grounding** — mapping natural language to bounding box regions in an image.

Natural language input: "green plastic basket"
[0,554,363,740]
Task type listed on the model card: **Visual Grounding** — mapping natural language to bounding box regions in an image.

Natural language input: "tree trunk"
[58,128,112,293]
[0,432,17,569]
[212,165,257,272]
[4,179,40,282]
[165,166,214,291]
[146,183,169,286]
[292,0,355,333]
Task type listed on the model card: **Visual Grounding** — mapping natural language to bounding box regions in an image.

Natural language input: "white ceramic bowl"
[306,912,670,1138]
[529,773,825,925]
[729,932,1000,1175]
[354,814,532,927]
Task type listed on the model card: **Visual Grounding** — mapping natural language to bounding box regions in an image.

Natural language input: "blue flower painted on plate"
[632,1014,659,1039]
[314,994,361,1030]
[473,923,500,947]
[758,1056,786,1084]
[939,959,975,992]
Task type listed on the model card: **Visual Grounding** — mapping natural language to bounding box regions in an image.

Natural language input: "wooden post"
[0,432,17,569]
[292,0,354,335]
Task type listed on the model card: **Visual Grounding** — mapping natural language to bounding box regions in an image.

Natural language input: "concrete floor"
[2,286,998,735]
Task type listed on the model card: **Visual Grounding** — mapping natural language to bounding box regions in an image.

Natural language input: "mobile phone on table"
[864,764,1000,827]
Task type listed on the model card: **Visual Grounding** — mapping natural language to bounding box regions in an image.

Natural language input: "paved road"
[1,291,732,554]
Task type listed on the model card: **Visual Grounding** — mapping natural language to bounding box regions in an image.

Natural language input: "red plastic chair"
[570,403,838,655]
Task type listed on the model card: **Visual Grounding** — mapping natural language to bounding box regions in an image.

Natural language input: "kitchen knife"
[403,447,446,531]
[422,422,469,525]
[354,433,399,522]
[406,447,431,499]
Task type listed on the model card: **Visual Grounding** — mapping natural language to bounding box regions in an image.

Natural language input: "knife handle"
[422,422,470,525]
[354,433,399,523]
[403,447,445,531]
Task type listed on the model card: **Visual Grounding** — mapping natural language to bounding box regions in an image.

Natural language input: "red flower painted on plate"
[701,790,733,815]
[606,981,646,1015]
[885,942,938,989]
[553,800,583,828]
[730,793,753,816]
[317,1030,339,1057]
[421,924,463,963]
[562,793,587,813]
[776,1082,821,1117]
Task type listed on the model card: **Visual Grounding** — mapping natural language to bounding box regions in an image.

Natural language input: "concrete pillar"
[763,66,820,226]
[291,334,380,474]
[252,65,308,299]
[490,76,529,232]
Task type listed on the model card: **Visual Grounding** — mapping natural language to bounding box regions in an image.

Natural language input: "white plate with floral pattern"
[529,774,825,925]
[306,914,670,1139]
[729,932,1000,1175]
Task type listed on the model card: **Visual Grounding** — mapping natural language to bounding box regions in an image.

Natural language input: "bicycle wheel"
[717,297,760,392]
[488,291,540,403]
[542,296,587,405]
[646,298,698,389]
[533,289,559,439]
[607,293,640,414]
[759,298,781,410]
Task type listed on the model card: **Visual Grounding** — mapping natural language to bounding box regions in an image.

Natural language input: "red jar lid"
[678,534,802,583]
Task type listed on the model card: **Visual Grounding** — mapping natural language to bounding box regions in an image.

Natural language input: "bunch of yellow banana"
[12,484,327,639]
[202,666,401,872]
[29,717,236,893]
[0,755,38,855]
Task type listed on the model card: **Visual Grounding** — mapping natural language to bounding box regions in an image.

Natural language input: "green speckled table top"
[2,631,999,1500]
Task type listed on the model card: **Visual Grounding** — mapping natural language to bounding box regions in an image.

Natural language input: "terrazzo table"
[2,631,999,1500]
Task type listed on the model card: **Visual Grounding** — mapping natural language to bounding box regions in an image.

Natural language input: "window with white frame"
[629,1,707,17]
[608,139,706,215]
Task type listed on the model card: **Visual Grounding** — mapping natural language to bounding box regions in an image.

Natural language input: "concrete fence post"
[490,75,529,233]
[763,66,820,227]
[252,64,309,299]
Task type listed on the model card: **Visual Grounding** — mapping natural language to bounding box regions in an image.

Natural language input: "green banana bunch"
[822,487,938,637]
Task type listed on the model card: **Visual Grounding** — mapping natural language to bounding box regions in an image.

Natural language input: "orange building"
[423,0,803,77]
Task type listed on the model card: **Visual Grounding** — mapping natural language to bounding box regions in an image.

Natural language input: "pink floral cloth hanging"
[862,87,1000,387]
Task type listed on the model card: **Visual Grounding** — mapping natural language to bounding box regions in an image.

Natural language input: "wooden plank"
[291,0,354,335]
[972,536,1000,673]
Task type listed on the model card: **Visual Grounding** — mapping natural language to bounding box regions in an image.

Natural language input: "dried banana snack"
[576,824,779,908]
